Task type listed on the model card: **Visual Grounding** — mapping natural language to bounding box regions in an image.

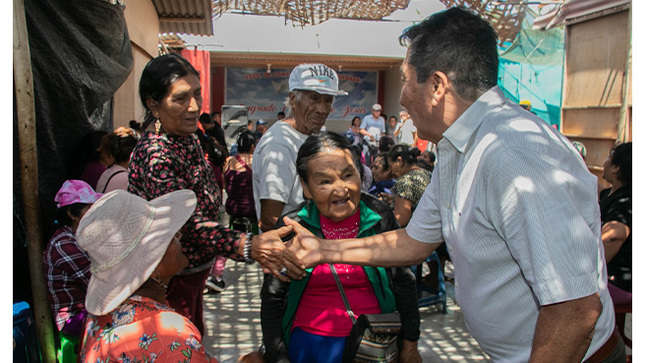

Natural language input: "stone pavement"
[201,260,491,362]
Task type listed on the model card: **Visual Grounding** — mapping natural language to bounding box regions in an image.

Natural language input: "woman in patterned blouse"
[387,145,431,227]
[128,54,305,334]
[77,190,217,362]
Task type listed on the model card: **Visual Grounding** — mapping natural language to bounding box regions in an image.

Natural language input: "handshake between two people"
[251,216,324,282]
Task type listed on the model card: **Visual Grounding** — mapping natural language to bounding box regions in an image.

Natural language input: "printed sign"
[226,68,378,121]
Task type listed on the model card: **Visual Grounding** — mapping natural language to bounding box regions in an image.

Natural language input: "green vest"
[281,200,397,345]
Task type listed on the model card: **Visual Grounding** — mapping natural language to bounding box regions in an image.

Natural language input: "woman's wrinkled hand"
[284,217,323,269]
[252,225,306,282]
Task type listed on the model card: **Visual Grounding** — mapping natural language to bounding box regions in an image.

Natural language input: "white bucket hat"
[76,189,197,316]
[289,63,348,96]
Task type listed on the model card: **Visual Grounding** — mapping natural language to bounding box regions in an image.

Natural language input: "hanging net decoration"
[211,0,411,27]
[437,0,529,46]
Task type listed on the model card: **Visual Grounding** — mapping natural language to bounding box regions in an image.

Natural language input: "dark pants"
[166,268,210,336]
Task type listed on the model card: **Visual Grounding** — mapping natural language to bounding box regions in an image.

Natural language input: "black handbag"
[329,264,401,363]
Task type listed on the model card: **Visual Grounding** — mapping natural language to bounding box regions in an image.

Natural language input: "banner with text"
[226,68,378,122]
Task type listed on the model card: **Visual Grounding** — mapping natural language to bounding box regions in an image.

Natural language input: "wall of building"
[561,10,631,191]
[113,0,160,129]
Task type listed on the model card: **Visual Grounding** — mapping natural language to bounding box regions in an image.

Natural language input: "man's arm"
[259,199,286,232]
[601,221,630,262]
[529,293,602,363]
[287,219,440,268]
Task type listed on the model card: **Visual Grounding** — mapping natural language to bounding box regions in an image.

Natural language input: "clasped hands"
[250,217,323,282]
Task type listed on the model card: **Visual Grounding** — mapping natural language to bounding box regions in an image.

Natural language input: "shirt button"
[458,212,461,217]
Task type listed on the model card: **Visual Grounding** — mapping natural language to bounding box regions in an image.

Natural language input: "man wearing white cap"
[360,103,386,144]
[253,63,348,232]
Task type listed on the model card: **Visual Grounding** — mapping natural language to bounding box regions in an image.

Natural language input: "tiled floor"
[201,260,491,362]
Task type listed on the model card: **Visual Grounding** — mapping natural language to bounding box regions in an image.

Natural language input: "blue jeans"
[289,327,347,363]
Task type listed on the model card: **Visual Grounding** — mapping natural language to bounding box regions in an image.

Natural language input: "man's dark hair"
[610,142,632,184]
[399,7,499,101]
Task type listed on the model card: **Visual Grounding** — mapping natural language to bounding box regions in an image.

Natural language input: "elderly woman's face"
[150,74,202,137]
[301,148,361,222]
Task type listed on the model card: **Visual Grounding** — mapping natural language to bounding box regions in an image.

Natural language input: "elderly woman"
[77,189,216,362]
[261,132,421,363]
[128,53,303,334]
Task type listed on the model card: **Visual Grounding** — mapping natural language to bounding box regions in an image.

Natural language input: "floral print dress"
[79,295,217,363]
[128,132,244,271]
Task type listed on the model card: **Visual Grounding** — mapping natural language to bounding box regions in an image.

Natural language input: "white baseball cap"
[289,63,348,96]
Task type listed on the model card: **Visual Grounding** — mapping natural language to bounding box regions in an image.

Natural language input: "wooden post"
[617,5,631,144]
[13,0,57,361]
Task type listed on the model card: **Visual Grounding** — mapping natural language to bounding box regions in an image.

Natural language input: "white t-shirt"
[398,118,416,145]
[252,121,309,223]
[406,86,614,362]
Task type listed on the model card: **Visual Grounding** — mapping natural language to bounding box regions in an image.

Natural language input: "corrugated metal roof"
[151,0,214,36]
[533,0,630,30]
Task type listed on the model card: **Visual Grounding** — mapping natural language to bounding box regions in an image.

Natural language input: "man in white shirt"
[395,109,416,146]
[287,7,622,363]
[253,63,347,232]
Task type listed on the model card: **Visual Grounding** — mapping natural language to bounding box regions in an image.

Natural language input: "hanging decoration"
[211,0,411,27]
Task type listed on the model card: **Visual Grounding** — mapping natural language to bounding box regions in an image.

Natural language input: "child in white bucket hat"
[76,189,218,362]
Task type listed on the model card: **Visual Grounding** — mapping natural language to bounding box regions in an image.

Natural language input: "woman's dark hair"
[297,132,358,183]
[139,53,200,129]
[610,142,632,184]
[387,144,420,165]
[237,130,256,153]
[55,203,90,227]
[351,116,361,127]
[378,135,395,152]
[102,127,138,164]
[374,152,391,171]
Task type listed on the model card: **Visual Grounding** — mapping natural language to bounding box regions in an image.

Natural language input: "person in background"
[386,115,399,139]
[345,116,363,146]
[417,149,435,172]
[95,127,138,193]
[600,142,631,295]
[200,112,217,132]
[128,53,304,334]
[206,130,259,293]
[277,111,286,121]
[129,120,143,136]
[261,132,421,363]
[247,120,255,131]
[287,7,619,362]
[378,135,395,153]
[395,109,416,146]
[254,119,268,142]
[360,103,385,144]
[253,63,348,232]
[349,144,373,193]
[384,145,431,227]
[77,189,218,362]
[69,131,110,190]
[369,153,396,198]
[211,111,222,125]
[43,180,102,349]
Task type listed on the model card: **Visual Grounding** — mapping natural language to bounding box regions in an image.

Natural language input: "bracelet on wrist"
[243,232,254,264]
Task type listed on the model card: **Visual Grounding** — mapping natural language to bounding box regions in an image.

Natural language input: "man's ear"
[429,71,449,106]
[300,177,312,200]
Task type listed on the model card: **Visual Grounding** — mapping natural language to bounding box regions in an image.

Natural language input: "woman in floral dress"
[77,189,217,362]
